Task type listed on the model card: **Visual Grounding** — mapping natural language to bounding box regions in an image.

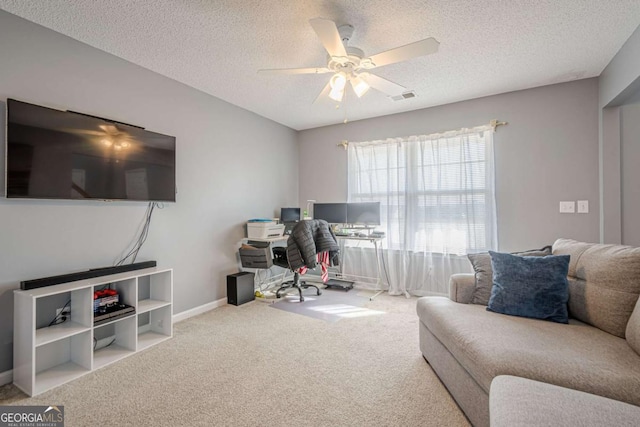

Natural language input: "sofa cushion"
[487,252,569,323]
[416,297,640,406]
[552,238,640,337]
[468,246,552,305]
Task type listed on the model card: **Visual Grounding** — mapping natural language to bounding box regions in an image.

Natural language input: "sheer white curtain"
[346,126,497,296]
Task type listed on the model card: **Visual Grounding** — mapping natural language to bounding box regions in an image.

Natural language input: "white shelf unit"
[14,267,173,396]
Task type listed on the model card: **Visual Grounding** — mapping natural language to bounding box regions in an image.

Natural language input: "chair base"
[276,272,322,302]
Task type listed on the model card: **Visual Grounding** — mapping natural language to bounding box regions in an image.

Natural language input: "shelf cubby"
[137,270,172,314]
[93,277,137,307]
[34,287,92,347]
[14,267,173,396]
[137,305,172,351]
[93,315,136,369]
[34,332,92,395]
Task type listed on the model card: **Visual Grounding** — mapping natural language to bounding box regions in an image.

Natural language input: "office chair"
[272,219,340,302]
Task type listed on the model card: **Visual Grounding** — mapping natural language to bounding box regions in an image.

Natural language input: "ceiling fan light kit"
[350,74,370,98]
[258,18,439,104]
[329,72,347,101]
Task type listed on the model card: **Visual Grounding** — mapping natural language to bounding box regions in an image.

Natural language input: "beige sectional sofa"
[416,238,640,427]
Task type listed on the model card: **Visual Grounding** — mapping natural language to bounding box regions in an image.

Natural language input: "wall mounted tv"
[5,99,176,202]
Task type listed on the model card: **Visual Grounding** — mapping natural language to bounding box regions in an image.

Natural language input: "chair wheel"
[317,290,322,296]
[300,297,305,302]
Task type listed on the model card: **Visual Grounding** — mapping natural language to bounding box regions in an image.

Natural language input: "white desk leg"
[369,239,386,301]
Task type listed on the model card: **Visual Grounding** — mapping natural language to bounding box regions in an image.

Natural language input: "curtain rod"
[336,119,508,150]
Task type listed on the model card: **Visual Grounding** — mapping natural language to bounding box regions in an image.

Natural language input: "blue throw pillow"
[487,251,570,324]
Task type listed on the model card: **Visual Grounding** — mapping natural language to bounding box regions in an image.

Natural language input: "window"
[348,127,496,255]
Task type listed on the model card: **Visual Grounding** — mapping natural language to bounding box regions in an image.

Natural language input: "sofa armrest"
[626,296,640,355]
[449,274,475,304]
[490,375,640,427]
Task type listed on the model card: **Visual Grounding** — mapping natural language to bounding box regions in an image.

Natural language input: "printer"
[246,220,285,239]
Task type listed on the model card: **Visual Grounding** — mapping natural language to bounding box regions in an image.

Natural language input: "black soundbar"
[20,261,157,290]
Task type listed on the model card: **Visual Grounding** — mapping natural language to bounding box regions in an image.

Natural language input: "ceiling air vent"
[390,91,417,101]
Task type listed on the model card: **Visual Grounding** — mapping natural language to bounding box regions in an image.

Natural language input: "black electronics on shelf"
[20,261,157,290]
[93,304,136,325]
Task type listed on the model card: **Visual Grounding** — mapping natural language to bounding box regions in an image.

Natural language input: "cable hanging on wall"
[115,202,163,266]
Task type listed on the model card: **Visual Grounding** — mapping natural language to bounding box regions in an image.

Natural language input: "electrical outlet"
[577,200,589,213]
[56,307,71,318]
[559,201,575,213]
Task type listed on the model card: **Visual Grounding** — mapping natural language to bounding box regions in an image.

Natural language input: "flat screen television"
[280,207,301,223]
[5,99,176,202]
[347,202,381,225]
[313,202,348,224]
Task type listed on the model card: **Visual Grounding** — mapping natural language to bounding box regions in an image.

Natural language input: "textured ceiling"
[1,1,640,130]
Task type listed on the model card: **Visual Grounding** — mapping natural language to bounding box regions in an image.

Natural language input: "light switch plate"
[577,200,589,213]
[559,201,575,213]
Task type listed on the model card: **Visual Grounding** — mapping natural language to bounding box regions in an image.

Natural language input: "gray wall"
[0,11,298,373]
[298,79,600,252]
[599,24,640,243]
[621,101,640,246]
[599,25,640,108]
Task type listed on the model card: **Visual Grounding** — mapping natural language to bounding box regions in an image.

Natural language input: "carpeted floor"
[0,292,469,426]
[269,288,383,322]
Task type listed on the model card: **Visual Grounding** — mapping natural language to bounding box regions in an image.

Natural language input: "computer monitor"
[280,207,301,223]
[313,203,348,224]
[346,202,381,225]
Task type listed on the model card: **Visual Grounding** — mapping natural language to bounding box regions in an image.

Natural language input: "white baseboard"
[172,297,227,323]
[0,369,13,386]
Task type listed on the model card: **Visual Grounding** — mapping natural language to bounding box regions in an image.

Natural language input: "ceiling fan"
[259,18,439,103]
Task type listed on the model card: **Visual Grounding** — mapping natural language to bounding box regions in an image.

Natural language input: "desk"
[240,234,387,299]
[334,235,386,300]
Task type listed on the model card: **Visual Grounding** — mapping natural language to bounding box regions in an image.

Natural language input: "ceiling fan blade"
[360,73,406,96]
[313,81,332,104]
[309,18,347,57]
[258,67,331,75]
[365,37,439,68]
